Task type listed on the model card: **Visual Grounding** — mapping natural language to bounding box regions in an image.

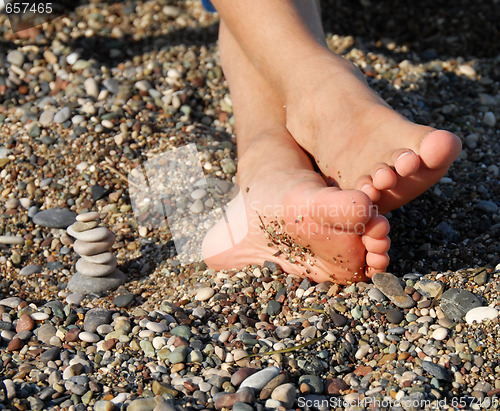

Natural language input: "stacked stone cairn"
[66,211,125,294]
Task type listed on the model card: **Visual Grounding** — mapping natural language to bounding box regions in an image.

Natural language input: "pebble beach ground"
[0,0,499,410]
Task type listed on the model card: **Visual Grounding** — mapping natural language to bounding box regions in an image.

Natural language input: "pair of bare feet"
[202,2,462,284]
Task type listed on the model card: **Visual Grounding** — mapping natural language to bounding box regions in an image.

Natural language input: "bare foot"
[202,23,389,284]
[284,54,462,214]
[202,133,390,284]
[209,0,462,214]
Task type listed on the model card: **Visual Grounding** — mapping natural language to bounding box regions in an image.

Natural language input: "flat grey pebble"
[54,107,71,123]
[32,208,77,228]
[19,264,42,276]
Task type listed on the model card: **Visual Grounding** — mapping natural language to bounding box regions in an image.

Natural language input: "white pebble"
[191,189,207,200]
[146,321,169,333]
[152,336,167,349]
[195,287,215,301]
[431,327,448,341]
[483,111,496,127]
[465,307,499,324]
[3,379,15,399]
[31,312,50,321]
[79,331,100,343]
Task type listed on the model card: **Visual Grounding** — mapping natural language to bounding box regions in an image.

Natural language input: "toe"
[392,149,420,177]
[356,176,381,202]
[363,215,390,238]
[366,252,390,270]
[371,164,397,190]
[308,187,372,226]
[419,130,462,169]
[362,236,391,254]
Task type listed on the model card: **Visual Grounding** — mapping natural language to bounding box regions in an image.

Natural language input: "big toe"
[419,130,462,169]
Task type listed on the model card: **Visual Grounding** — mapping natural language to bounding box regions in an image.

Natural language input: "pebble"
[414,279,444,298]
[54,107,71,123]
[298,375,323,394]
[231,368,258,387]
[386,307,404,324]
[76,211,101,222]
[422,361,448,380]
[37,324,56,344]
[80,251,115,264]
[195,287,215,301]
[240,366,280,391]
[7,50,24,66]
[32,208,77,228]
[465,306,499,324]
[0,297,21,308]
[76,258,117,277]
[67,226,111,242]
[260,373,289,400]
[214,388,255,410]
[16,314,35,332]
[113,294,135,307]
[66,293,84,305]
[19,264,42,276]
[431,327,448,340]
[474,200,499,214]
[271,383,296,408]
[84,308,113,332]
[73,234,115,256]
[367,287,387,302]
[440,288,482,321]
[79,331,100,343]
[68,270,126,294]
[84,78,100,98]
[232,403,254,411]
[94,401,116,411]
[483,111,496,127]
[372,272,415,308]
[0,235,24,245]
[72,221,99,232]
[146,321,169,333]
[39,110,55,125]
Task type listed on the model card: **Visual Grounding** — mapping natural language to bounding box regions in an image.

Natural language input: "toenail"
[397,151,412,161]
[375,169,385,177]
[361,184,372,192]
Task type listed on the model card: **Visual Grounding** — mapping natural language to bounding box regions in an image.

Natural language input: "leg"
[210,0,462,214]
[202,22,391,284]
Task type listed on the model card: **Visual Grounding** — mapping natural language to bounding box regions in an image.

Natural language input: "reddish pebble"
[16,314,35,333]
[102,339,117,351]
[326,378,349,395]
[353,365,373,376]
[7,338,24,352]
[231,367,259,387]
[65,327,81,342]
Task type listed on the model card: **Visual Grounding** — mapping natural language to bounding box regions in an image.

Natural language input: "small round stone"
[76,212,101,222]
[67,226,111,242]
[79,331,100,343]
[76,257,117,277]
[431,327,448,341]
[73,234,115,256]
[80,252,115,265]
[195,287,215,301]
